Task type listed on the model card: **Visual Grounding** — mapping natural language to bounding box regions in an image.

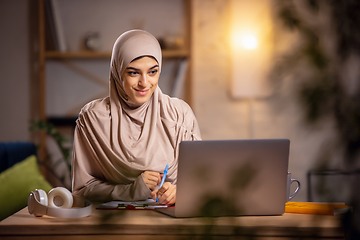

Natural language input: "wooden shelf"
[162,49,190,58]
[45,51,110,59]
[45,49,189,59]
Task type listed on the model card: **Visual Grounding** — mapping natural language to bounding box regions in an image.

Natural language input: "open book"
[97,199,170,210]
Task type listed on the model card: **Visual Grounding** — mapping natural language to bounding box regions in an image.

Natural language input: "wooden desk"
[0,206,344,239]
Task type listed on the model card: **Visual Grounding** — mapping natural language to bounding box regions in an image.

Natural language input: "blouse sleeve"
[179,99,202,141]
[190,113,201,141]
[71,125,151,202]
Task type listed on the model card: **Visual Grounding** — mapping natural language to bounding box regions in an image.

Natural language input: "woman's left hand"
[150,182,176,205]
[142,171,161,191]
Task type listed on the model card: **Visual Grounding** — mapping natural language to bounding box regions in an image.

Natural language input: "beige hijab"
[72,30,201,202]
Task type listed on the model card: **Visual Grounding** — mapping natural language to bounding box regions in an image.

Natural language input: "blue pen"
[156,164,169,202]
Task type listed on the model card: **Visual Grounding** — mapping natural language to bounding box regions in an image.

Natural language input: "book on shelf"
[44,0,57,51]
[285,202,352,215]
[171,59,188,99]
[44,0,67,52]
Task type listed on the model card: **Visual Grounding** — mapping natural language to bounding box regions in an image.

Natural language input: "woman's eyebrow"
[126,67,140,71]
[150,64,159,70]
[126,65,159,71]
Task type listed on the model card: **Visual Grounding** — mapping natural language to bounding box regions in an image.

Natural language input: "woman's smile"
[134,88,150,96]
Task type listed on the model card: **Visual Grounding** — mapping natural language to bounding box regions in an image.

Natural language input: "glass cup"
[286,172,300,202]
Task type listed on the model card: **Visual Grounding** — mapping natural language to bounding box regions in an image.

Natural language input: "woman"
[71,30,201,205]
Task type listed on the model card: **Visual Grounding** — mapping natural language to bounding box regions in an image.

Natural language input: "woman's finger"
[145,171,161,182]
[161,188,176,205]
[150,189,158,200]
[157,182,176,204]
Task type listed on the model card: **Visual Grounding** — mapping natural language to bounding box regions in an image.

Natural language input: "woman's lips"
[135,88,149,96]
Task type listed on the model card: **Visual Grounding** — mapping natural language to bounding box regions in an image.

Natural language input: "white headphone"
[28,187,92,218]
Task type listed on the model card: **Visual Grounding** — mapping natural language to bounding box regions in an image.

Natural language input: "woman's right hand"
[142,171,161,191]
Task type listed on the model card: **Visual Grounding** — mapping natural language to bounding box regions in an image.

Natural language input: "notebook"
[156,139,290,217]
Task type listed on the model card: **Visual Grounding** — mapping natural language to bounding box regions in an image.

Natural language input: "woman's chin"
[132,95,150,105]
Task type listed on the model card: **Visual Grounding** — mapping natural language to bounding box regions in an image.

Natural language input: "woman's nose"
[139,74,148,86]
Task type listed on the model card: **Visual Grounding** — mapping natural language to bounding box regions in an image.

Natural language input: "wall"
[0,0,31,142]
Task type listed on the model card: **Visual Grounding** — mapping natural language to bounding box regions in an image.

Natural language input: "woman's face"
[122,56,160,105]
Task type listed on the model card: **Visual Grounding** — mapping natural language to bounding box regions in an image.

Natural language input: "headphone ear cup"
[36,189,48,206]
[28,189,49,217]
[48,187,73,208]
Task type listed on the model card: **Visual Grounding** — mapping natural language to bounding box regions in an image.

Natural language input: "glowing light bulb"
[241,35,258,50]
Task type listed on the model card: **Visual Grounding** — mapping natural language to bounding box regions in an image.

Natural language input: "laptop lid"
[157,139,290,218]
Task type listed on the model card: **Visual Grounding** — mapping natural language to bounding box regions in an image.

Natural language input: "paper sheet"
[97,199,169,210]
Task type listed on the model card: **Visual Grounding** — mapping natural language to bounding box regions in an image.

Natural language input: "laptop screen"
[173,139,290,217]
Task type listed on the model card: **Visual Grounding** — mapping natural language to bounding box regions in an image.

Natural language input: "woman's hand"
[150,182,176,205]
[142,171,161,191]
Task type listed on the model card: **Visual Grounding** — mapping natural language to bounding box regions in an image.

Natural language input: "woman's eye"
[128,71,138,76]
[148,69,158,76]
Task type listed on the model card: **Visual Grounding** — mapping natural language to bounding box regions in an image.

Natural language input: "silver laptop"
[156,139,290,217]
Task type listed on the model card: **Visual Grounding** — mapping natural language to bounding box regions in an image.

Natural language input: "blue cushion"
[0,142,37,173]
[0,144,6,174]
